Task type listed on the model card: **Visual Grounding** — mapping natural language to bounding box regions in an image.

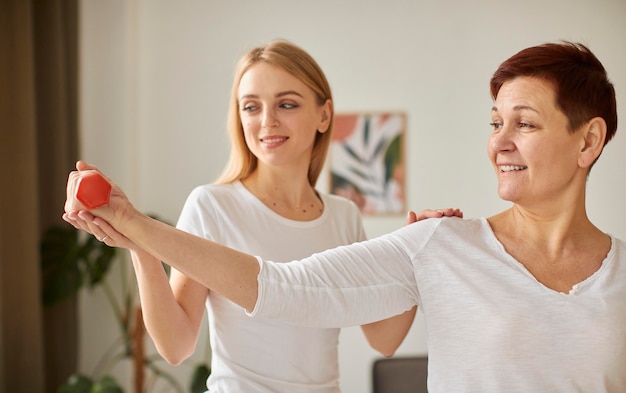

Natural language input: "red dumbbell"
[75,172,112,209]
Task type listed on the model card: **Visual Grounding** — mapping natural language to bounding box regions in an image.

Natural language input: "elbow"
[362,329,405,358]
[365,335,401,357]
[365,332,405,358]
[381,349,398,358]
[145,324,199,366]
[161,351,191,366]
[162,354,186,366]
[373,344,399,358]
[157,344,194,366]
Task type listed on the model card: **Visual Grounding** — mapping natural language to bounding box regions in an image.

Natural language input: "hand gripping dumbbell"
[75,172,112,209]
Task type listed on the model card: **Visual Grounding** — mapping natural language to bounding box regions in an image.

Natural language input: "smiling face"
[237,62,331,173]
[488,76,585,207]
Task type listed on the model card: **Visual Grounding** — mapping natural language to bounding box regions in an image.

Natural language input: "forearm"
[130,250,200,364]
[361,306,417,357]
[121,212,259,312]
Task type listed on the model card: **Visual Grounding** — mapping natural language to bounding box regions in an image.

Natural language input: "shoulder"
[436,216,488,231]
[403,216,485,233]
[184,182,242,205]
[179,182,244,220]
[612,236,626,249]
[319,192,363,220]
[395,217,488,245]
[429,217,494,244]
[611,236,626,262]
[320,192,361,212]
[177,183,245,236]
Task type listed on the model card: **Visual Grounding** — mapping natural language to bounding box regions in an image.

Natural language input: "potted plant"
[41,220,211,393]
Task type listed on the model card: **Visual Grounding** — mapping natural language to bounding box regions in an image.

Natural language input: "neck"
[488,203,601,252]
[487,205,610,294]
[241,170,323,221]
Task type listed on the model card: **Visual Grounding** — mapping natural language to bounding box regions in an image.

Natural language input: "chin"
[497,187,518,203]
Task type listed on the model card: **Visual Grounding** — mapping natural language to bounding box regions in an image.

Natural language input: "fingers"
[63,211,97,238]
[63,211,84,231]
[405,208,464,226]
[405,210,418,225]
[435,208,464,218]
[76,160,98,171]
[413,209,444,221]
[66,165,97,212]
[76,161,110,182]
[65,172,79,212]
[63,210,133,249]
[74,161,114,186]
[77,210,106,238]
[64,162,133,247]
[65,162,115,213]
[63,211,104,242]
[447,208,464,218]
[91,215,135,249]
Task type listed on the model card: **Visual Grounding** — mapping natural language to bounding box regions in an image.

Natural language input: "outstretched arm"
[64,161,261,312]
[65,162,463,326]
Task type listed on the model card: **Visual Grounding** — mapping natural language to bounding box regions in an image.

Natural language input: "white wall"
[79,0,626,392]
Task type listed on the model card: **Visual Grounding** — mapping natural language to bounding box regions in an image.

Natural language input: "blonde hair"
[215,40,334,186]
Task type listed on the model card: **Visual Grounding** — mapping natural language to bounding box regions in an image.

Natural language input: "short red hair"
[490,41,617,146]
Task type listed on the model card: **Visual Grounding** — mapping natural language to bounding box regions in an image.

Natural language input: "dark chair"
[372,356,428,393]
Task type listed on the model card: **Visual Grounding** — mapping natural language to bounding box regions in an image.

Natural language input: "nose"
[489,124,515,153]
[261,108,279,128]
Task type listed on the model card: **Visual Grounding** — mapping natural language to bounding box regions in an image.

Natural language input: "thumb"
[405,210,418,225]
[75,160,112,184]
[76,160,99,172]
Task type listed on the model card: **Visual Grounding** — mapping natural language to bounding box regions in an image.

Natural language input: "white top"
[177,181,366,393]
[251,217,626,393]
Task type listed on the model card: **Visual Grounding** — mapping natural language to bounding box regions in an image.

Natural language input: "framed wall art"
[329,112,406,215]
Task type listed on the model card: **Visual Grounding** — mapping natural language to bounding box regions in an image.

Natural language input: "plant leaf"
[189,363,211,393]
[41,226,84,306]
[91,375,124,393]
[56,373,93,393]
[41,224,118,307]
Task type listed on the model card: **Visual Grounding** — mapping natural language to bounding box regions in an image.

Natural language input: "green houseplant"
[40,220,211,393]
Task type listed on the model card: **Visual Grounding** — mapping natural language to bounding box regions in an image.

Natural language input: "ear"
[578,117,607,168]
[317,99,332,133]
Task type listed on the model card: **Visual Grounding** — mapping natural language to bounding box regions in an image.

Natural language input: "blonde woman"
[68,40,460,392]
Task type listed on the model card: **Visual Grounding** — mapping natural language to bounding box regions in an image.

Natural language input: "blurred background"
[2,0,625,392]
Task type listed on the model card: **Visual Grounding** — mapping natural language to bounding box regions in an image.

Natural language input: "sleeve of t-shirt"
[248,219,440,327]
[176,185,220,241]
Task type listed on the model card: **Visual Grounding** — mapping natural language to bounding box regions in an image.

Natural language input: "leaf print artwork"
[330,113,406,215]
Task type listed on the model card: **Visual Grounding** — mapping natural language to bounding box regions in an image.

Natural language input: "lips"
[260,136,289,144]
[499,165,528,172]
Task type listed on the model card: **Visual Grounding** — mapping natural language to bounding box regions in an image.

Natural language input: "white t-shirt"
[251,217,626,392]
[176,181,366,393]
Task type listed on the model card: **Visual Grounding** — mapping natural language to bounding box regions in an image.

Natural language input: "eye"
[241,104,258,112]
[518,122,535,130]
[279,102,298,110]
[489,121,503,131]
